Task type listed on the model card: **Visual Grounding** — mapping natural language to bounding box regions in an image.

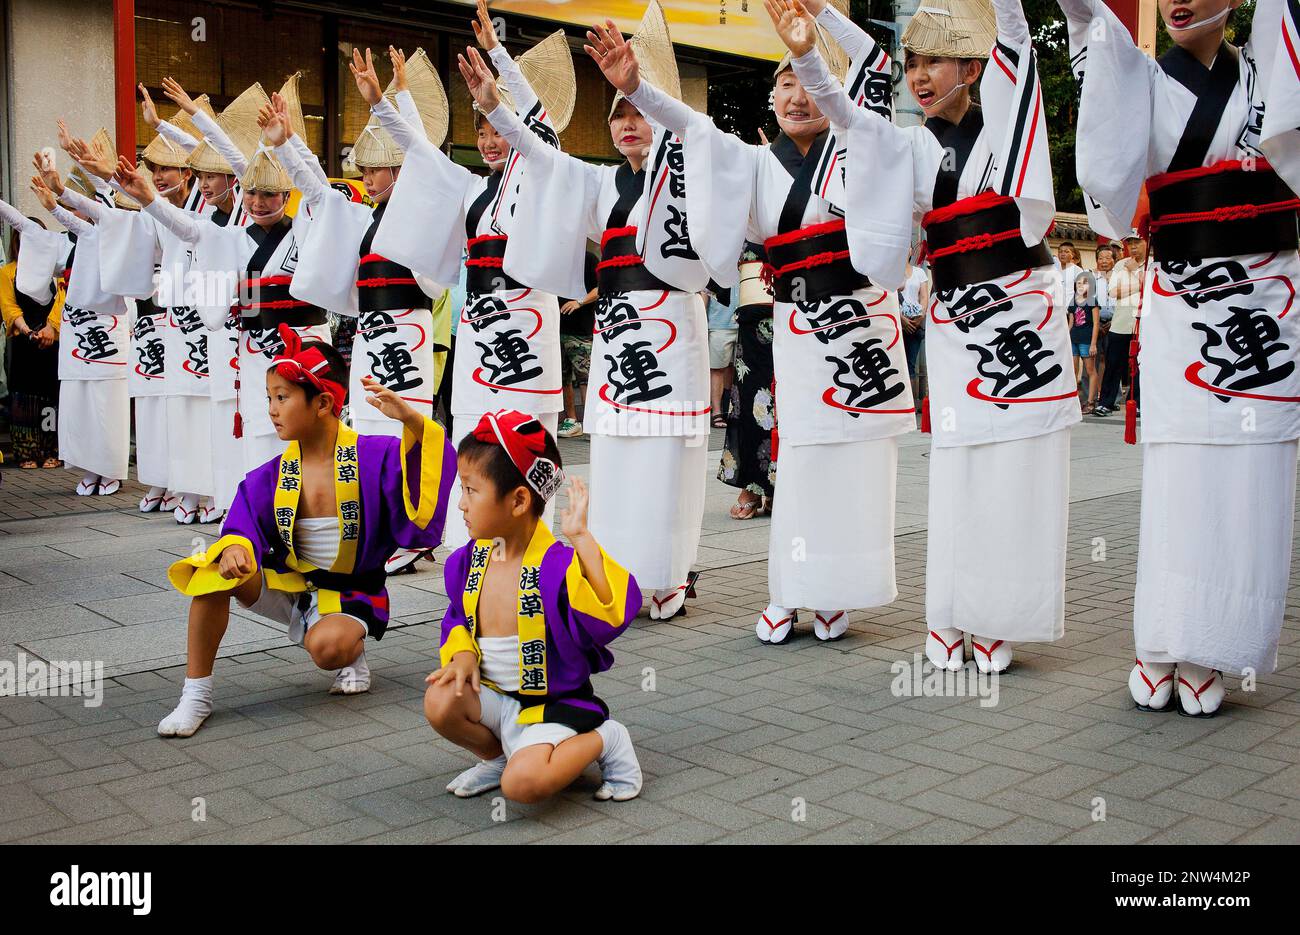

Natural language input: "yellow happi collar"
[462,521,555,696]
[273,423,362,576]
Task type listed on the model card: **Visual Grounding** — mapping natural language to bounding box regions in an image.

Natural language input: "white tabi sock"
[594,719,642,801]
[76,472,100,496]
[157,676,213,738]
[174,493,200,524]
[139,486,166,512]
[329,647,371,695]
[447,754,507,798]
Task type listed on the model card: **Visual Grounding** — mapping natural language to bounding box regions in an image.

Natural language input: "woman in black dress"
[718,243,776,519]
[2,225,63,469]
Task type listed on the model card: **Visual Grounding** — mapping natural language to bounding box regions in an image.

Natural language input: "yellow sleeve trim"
[167,535,258,596]
[402,417,447,529]
[440,624,481,669]
[564,546,632,627]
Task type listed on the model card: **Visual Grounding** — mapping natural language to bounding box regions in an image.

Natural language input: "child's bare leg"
[186,575,261,678]
[304,614,365,670]
[499,733,603,804]
[424,682,502,760]
[161,576,260,738]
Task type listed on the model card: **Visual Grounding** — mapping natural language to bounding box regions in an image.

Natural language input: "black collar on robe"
[606,161,647,230]
[245,217,293,274]
[1158,41,1240,173]
[465,169,504,240]
[925,104,984,210]
[360,197,389,256]
[770,129,831,234]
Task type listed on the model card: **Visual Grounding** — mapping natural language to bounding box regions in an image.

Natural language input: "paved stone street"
[0,418,1297,844]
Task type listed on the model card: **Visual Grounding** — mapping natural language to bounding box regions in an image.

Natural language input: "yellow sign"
[465,0,785,62]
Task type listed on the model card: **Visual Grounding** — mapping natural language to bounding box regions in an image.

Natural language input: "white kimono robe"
[624,6,914,610]
[278,89,442,440]
[53,210,130,481]
[481,91,712,592]
[1064,0,1300,674]
[372,46,565,550]
[794,0,1078,642]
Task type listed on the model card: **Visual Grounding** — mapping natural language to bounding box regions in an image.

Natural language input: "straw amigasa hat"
[242,73,305,193]
[610,0,682,119]
[141,96,214,168]
[188,83,269,175]
[901,0,997,59]
[492,30,577,134]
[353,48,450,168]
[775,0,852,81]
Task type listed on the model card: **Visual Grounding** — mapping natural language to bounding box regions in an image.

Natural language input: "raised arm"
[625,78,698,137]
[812,0,873,60]
[50,205,93,238]
[0,197,39,234]
[191,108,249,178]
[260,98,330,207]
[991,0,1030,49]
[142,196,202,243]
[56,184,107,223]
[791,46,867,131]
[154,119,200,156]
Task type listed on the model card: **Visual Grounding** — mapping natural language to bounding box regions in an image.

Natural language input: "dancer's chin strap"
[471,409,564,501]
[1166,6,1231,32]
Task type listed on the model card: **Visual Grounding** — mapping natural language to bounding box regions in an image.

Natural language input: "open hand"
[471,0,500,51]
[362,374,421,431]
[457,47,501,113]
[585,19,640,95]
[349,47,384,106]
[113,155,156,206]
[257,100,292,146]
[30,175,57,212]
[389,46,408,92]
[67,134,116,181]
[559,476,591,541]
[139,84,161,128]
[424,651,481,697]
[160,76,199,115]
[764,0,817,57]
[32,152,64,194]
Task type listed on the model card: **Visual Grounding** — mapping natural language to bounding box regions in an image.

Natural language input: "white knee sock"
[594,719,642,801]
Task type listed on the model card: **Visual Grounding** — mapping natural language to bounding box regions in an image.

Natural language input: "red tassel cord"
[920,396,931,433]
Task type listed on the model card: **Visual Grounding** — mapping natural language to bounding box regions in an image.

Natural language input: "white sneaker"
[925,627,965,671]
[594,719,642,801]
[756,605,796,644]
[157,678,213,738]
[329,650,371,695]
[139,486,165,512]
[447,756,507,797]
[812,610,848,641]
[1176,663,1225,717]
[1129,659,1175,711]
[971,636,1012,674]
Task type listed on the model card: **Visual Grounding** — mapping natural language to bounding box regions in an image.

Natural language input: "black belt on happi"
[922,193,1052,293]
[1147,160,1300,263]
[465,234,524,295]
[597,226,672,295]
[762,219,869,304]
[357,253,430,312]
[302,565,387,594]
[236,275,327,330]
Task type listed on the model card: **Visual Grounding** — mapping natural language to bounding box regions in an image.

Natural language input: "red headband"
[472,409,564,501]
[272,324,346,417]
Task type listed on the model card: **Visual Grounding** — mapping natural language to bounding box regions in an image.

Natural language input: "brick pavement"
[0,419,1297,844]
